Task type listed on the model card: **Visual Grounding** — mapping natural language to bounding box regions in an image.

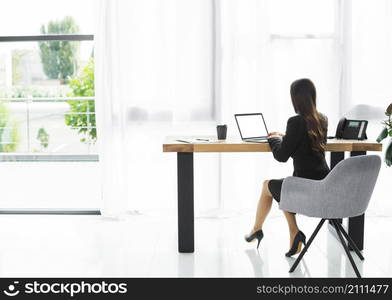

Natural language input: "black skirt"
[268,179,284,202]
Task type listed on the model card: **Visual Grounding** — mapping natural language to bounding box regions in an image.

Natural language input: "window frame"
[0,34,96,157]
[0,34,99,215]
[0,34,93,42]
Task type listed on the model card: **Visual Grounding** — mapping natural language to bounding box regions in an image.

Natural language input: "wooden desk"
[163,137,382,253]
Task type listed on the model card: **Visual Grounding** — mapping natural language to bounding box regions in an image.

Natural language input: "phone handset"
[335,117,347,139]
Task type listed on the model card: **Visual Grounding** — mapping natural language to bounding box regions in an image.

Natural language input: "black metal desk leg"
[348,151,367,251]
[330,151,345,169]
[330,152,345,226]
[177,152,194,253]
[348,214,364,251]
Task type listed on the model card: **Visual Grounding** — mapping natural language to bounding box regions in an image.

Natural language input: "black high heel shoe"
[285,231,306,257]
[245,230,264,249]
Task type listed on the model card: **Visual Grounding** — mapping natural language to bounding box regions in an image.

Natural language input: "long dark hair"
[290,78,326,156]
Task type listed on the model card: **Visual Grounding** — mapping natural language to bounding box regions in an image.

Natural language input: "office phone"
[334,117,368,140]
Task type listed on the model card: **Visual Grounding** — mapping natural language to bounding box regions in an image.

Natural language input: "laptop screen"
[235,113,269,139]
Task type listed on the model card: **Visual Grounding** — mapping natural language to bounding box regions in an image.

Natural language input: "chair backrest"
[323,155,381,217]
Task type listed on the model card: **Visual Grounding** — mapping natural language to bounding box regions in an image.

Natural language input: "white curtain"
[347,0,392,215]
[95,0,391,217]
[95,0,218,217]
[95,0,128,217]
[217,0,341,213]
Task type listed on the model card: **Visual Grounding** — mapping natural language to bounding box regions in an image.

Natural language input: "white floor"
[0,213,391,277]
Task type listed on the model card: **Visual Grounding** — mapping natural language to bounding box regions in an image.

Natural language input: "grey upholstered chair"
[280,155,381,278]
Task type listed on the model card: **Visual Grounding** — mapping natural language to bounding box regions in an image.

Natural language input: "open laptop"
[234,113,269,143]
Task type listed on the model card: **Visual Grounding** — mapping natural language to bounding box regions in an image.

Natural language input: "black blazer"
[267,114,330,180]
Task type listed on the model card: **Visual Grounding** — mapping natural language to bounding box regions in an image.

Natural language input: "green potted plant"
[377,103,392,166]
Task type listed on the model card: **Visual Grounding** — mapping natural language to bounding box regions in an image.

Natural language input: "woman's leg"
[251,180,273,233]
[283,211,299,247]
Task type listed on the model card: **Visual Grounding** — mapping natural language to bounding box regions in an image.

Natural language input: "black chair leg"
[289,219,325,273]
[334,220,364,260]
[332,220,362,278]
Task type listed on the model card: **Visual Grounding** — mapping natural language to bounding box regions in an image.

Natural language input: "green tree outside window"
[65,57,96,143]
[39,16,80,82]
[0,102,20,152]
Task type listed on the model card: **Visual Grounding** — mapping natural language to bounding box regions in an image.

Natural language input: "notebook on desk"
[175,138,215,144]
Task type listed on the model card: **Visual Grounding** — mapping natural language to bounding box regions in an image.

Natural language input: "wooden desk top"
[163,136,382,153]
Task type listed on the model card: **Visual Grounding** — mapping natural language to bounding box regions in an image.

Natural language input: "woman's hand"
[268,132,285,138]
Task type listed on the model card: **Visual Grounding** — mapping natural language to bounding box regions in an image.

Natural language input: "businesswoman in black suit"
[245,78,330,256]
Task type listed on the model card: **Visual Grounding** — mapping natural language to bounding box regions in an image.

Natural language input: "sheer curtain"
[95,0,389,218]
[347,0,392,215]
[95,0,219,217]
[217,0,341,213]
[95,0,128,217]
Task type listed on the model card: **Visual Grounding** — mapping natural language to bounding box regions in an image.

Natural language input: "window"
[0,0,98,212]
[0,0,94,36]
[0,0,95,154]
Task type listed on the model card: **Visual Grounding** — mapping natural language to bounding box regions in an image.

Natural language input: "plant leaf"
[387,103,392,116]
[386,140,392,167]
[376,127,388,142]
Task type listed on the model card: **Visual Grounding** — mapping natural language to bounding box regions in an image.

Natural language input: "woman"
[245,78,330,256]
